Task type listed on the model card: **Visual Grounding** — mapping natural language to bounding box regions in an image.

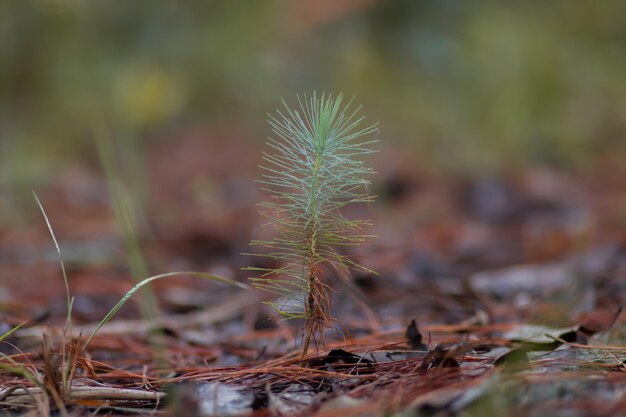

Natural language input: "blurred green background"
[2,0,626,186]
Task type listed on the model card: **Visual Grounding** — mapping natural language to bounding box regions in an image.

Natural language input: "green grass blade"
[32,192,73,329]
[0,362,37,381]
[81,272,248,351]
[94,124,162,323]
[0,321,27,343]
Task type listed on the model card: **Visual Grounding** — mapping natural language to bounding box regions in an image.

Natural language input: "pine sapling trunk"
[302,223,331,355]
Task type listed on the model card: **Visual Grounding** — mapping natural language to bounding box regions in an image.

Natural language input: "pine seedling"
[248,93,378,354]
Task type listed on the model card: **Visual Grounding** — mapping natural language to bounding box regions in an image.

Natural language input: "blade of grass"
[32,192,73,329]
[0,321,27,343]
[0,362,40,384]
[93,121,170,365]
[33,192,76,397]
[93,125,161,325]
[80,271,248,351]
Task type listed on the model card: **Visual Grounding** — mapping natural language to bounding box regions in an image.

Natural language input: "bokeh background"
[2,0,626,325]
[4,0,626,177]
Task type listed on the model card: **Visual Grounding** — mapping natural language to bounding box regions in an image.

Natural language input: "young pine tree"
[248,93,378,354]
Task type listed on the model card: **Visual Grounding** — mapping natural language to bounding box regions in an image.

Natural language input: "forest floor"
[1,133,626,416]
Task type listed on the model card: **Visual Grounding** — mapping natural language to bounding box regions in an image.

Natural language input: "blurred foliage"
[1,0,626,180]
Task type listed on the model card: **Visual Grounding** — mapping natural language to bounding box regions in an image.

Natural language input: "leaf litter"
[2,138,626,416]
